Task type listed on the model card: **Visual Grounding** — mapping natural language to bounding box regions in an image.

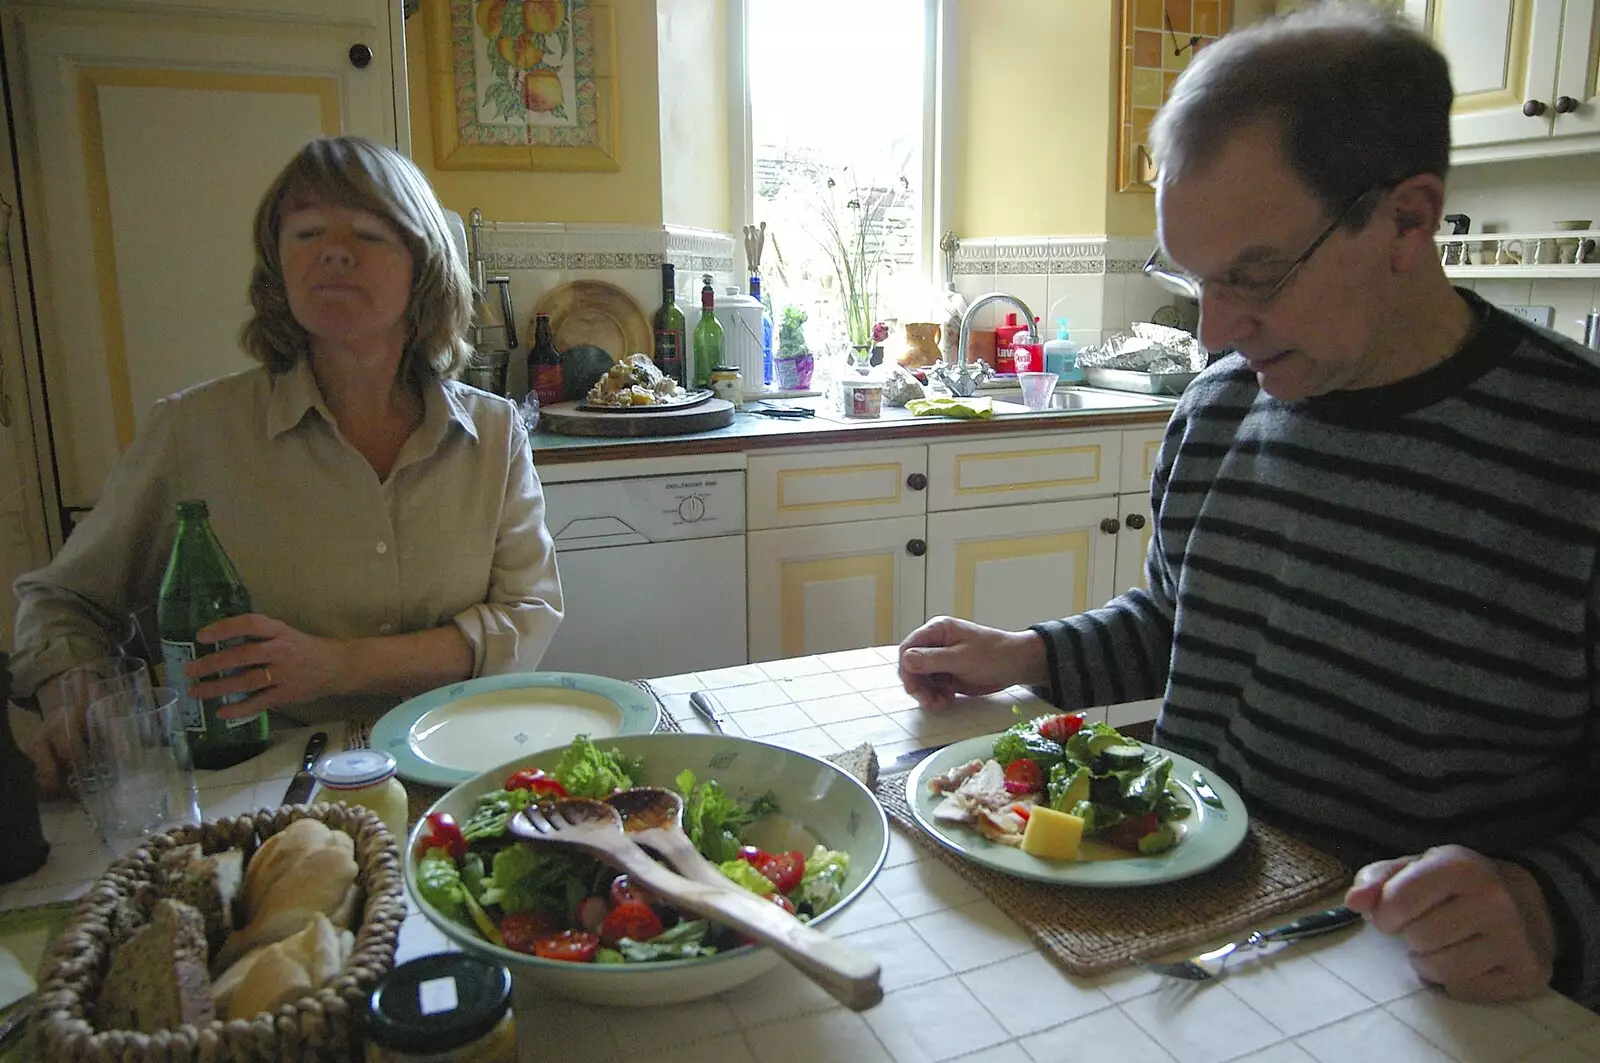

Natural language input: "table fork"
[510,797,883,1010]
[1137,906,1362,981]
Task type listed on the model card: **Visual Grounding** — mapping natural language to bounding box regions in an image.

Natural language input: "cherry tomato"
[1038,712,1087,745]
[738,847,805,895]
[1011,804,1032,823]
[498,911,555,955]
[417,811,467,861]
[769,893,797,915]
[599,901,664,949]
[532,929,600,963]
[1101,812,1160,852]
[1003,758,1044,794]
[504,768,569,797]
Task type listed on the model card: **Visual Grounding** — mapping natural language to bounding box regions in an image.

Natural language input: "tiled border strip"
[480,222,736,274]
[953,236,1152,276]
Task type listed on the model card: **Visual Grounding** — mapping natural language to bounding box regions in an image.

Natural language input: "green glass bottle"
[692,273,723,390]
[157,500,268,770]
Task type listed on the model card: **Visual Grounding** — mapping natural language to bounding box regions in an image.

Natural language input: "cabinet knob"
[1099,517,1121,534]
[349,43,374,69]
[906,538,927,557]
[1523,98,1548,117]
[906,472,928,491]
[1555,95,1580,114]
[1124,513,1147,530]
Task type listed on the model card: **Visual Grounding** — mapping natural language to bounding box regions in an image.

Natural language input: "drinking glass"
[45,656,152,829]
[86,685,199,848]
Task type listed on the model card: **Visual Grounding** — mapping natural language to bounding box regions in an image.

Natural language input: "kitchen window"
[730,0,953,360]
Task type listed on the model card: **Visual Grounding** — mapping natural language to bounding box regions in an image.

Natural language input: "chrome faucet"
[929,292,1036,397]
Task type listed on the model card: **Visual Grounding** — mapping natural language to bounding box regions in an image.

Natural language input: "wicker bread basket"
[31,802,407,1063]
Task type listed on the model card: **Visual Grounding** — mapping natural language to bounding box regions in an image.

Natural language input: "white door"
[925,497,1120,631]
[1113,491,1155,596]
[1404,0,1566,147]
[5,5,401,516]
[747,517,927,661]
[1553,0,1600,140]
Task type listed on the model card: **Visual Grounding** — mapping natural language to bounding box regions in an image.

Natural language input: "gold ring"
[260,666,273,688]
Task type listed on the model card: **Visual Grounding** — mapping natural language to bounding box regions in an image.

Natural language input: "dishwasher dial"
[677,494,707,522]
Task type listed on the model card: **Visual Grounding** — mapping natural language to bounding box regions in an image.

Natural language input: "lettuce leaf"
[793,846,850,914]
[461,788,536,841]
[677,769,778,863]
[554,735,645,798]
[479,842,592,923]
[416,849,467,921]
[716,857,777,896]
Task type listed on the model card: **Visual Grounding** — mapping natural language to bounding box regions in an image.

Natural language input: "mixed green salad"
[413,736,852,964]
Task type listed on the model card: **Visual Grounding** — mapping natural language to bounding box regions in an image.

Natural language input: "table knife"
[281,731,328,805]
[687,691,726,733]
[880,742,950,777]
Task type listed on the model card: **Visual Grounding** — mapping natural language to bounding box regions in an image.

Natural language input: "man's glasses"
[1143,184,1388,307]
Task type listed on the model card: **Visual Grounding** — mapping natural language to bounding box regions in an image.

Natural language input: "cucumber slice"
[1098,743,1147,772]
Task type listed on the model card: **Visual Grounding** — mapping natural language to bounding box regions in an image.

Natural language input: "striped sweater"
[1034,292,1600,1005]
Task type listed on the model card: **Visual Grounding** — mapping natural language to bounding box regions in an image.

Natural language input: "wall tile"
[1529,278,1600,342]
[1474,278,1535,306]
[991,275,1049,329]
[1123,273,1174,328]
[1046,273,1105,331]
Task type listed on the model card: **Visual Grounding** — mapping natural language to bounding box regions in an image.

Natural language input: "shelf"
[1443,265,1600,280]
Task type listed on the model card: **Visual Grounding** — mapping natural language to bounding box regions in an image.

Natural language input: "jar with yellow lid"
[366,954,515,1063]
[312,749,408,842]
[709,365,743,403]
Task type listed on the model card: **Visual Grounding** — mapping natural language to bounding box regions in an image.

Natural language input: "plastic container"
[840,379,884,418]
[366,954,515,1063]
[993,312,1027,375]
[714,287,768,400]
[1012,318,1043,374]
[1043,319,1084,383]
[313,749,408,842]
[1018,371,1059,410]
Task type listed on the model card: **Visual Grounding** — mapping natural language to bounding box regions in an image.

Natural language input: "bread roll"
[212,912,351,1020]
[214,819,358,969]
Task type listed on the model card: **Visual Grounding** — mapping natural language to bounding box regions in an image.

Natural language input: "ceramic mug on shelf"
[1496,239,1525,266]
[1534,237,1562,265]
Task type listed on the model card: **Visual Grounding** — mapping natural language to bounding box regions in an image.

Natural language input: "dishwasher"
[536,461,747,681]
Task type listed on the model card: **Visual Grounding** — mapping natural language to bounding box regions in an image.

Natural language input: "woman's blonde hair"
[241,136,473,386]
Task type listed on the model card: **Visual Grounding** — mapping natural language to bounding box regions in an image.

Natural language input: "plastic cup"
[1018,371,1060,410]
[86,685,199,848]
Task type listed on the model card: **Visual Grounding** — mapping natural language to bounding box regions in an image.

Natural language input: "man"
[899,4,1599,1007]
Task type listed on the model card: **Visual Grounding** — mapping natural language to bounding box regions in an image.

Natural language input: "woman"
[11,136,563,789]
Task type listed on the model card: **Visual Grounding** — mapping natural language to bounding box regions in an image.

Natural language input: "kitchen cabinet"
[1,0,407,535]
[747,516,927,661]
[746,444,927,529]
[1404,0,1600,160]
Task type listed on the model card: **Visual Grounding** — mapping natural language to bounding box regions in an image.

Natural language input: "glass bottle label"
[161,638,260,731]
[654,331,682,379]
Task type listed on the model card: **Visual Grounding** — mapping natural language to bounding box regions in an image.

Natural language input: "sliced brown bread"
[95,897,215,1034]
[164,849,244,956]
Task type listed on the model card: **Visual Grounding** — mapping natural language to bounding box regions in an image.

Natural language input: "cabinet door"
[747,517,927,661]
[6,6,400,512]
[747,445,928,530]
[1113,490,1154,595]
[925,498,1119,632]
[1404,0,1565,147]
[1119,426,1164,496]
[926,430,1122,513]
[1553,0,1600,140]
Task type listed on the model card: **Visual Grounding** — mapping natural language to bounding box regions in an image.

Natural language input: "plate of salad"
[371,672,660,787]
[405,731,890,1006]
[905,711,1248,887]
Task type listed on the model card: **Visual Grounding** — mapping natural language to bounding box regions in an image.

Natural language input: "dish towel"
[905,396,993,419]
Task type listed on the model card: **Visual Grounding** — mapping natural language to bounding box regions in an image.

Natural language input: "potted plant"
[775,306,813,389]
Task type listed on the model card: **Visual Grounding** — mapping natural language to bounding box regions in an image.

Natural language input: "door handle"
[1099,517,1121,534]
[906,538,926,557]
[349,43,374,69]
[905,472,927,491]
[1124,513,1147,530]
[1523,98,1548,117]
[1555,95,1580,114]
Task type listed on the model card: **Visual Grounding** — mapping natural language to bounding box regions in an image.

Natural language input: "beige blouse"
[10,359,563,722]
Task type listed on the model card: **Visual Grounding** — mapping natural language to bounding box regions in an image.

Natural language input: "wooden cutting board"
[538,398,736,437]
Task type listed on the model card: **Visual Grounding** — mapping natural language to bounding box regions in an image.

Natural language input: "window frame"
[727,0,957,292]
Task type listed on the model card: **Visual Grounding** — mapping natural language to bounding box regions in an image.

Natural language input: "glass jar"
[709,364,743,403]
[312,749,408,841]
[365,955,515,1063]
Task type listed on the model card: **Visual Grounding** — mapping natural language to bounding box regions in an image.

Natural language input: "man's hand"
[184,614,351,718]
[1345,844,1555,1003]
[897,616,1048,710]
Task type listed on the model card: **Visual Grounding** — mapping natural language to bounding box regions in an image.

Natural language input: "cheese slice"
[1020,805,1086,860]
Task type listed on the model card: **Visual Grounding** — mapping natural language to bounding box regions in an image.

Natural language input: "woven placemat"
[875,769,1352,974]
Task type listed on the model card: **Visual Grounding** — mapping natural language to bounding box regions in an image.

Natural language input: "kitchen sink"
[987,387,1171,413]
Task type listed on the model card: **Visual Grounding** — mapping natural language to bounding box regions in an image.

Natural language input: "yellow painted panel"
[1440,0,1532,114]
[953,531,1091,618]
[953,445,1103,497]
[780,554,895,657]
[775,463,904,513]
[1143,439,1161,482]
[77,67,340,448]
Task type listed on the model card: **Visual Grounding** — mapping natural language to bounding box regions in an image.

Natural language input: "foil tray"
[1084,366,1199,396]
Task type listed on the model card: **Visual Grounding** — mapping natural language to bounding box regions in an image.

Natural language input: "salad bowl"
[405,732,890,1006]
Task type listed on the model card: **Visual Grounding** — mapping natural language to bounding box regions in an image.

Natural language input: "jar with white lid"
[312,749,408,841]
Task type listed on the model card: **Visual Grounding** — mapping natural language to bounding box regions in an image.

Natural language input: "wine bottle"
[157,500,267,771]
[652,263,687,387]
[692,274,724,390]
[528,313,564,406]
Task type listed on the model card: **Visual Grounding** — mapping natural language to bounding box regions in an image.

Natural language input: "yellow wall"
[656,0,730,231]
[407,0,665,225]
[952,0,1155,239]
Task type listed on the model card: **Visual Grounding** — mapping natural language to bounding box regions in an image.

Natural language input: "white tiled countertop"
[6,649,1597,1063]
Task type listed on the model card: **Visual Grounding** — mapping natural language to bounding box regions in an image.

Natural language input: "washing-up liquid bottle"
[1043,320,1084,383]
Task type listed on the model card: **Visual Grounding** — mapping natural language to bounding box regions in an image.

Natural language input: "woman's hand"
[184,614,352,718]
[897,616,1048,710]
[1345,844,1555,1003]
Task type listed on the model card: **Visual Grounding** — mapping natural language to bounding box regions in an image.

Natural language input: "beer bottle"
[157,500,268,770]
[528,313,564,407]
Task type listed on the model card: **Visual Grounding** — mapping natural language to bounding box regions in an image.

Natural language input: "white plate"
[371,673,660,787]
[904,732,1248,887]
